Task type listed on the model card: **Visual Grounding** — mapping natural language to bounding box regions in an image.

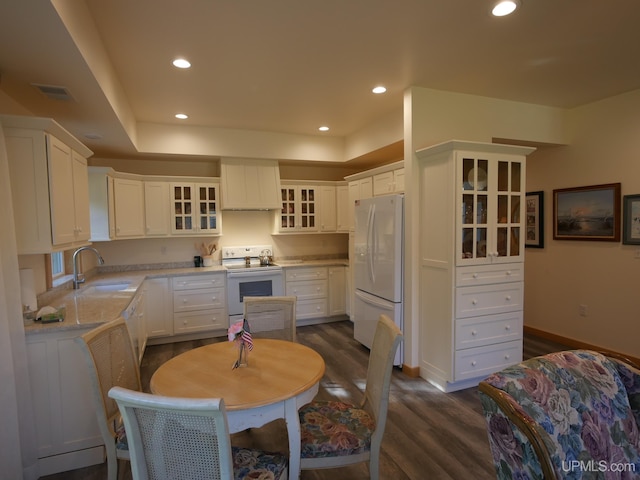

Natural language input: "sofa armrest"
[479,382,556,480]
[608,355,640,427]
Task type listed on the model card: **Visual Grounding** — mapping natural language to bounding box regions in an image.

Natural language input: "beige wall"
[524,89,640,359]
[94,211,348,267]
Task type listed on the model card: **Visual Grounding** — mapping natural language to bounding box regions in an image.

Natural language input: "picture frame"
[553,183,621,241]
[525,191,544,248]
[622,194,640,245]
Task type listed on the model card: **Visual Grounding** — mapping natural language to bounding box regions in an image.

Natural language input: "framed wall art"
[622,194,640,245]
[525,191,544,248]
[553,183,621,241]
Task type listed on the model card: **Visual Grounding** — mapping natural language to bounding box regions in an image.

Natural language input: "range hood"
[220,158,282,210]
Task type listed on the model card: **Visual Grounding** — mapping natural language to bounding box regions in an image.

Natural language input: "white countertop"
[24,259,347,335]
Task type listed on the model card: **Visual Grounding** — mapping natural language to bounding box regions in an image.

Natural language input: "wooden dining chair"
[243,295,297,342]
[298,314,403,479]
[75,317,141,480]
[108,386,288,480]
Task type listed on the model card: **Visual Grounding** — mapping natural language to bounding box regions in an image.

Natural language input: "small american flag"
[241,319,254,351]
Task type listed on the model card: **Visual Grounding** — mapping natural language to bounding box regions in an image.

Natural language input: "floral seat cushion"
[299,400,375,458]
[232,447,288,480]
[481,350,640,479]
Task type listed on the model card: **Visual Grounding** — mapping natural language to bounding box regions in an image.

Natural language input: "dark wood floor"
[41,320,570,480]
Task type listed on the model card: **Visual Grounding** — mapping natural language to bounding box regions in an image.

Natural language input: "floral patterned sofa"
[479,350,640,479]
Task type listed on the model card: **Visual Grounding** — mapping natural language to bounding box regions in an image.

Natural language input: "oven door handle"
[226,270,283,278]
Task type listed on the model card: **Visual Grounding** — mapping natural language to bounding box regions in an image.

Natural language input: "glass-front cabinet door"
[278,185,318,232]
[171,182,220,235]
[457,154,524,265]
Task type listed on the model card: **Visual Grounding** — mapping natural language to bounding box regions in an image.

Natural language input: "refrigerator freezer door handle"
[367,204,376,285]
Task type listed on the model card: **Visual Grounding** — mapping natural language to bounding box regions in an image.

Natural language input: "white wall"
[524,89,640,359]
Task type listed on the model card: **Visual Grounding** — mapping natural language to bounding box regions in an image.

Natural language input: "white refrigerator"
[353,194,403,365]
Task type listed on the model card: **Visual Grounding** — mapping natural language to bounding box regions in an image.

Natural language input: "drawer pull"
[506,270,512,276]
[472,273,478,279]
[471,330,477,336]
[183,320,188,325]
[471,361,477,367]
[505,295,511,301]
[182,299,188,304]
[471,299,478,305]
[504,354,510,360]
[505,325,511,330]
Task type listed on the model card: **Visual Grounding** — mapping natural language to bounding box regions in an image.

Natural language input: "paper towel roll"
[19,268,37,311]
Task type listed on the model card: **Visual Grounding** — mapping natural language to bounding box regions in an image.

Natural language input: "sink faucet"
[72,246,105,289]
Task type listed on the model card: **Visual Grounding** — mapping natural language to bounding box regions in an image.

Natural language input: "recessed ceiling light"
[175,113,188,120]
[318,126,329,132]
[372,86,387,94]
[172,58,191,69]
[492,0,519,16]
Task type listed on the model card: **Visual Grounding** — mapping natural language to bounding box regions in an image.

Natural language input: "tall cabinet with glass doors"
[416,140,535,392]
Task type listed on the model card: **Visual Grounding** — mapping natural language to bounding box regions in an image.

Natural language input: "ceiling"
[0,0,639,163]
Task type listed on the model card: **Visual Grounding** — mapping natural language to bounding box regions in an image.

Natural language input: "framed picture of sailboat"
[553,183,621,241]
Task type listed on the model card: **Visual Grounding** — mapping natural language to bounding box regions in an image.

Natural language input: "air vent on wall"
[31,83,75,101]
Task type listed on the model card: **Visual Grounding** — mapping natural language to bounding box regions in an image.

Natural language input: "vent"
[31,83,75,101]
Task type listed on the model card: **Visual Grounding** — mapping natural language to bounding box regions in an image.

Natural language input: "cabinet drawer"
[174,309,227,333]
[455,312,522,350]
[454,340,522,381]
[285,267,327,282]
[296,299,328,319]
[172,274,225,291]
[173,288,225,312]
[456,264,523,287]
[286,279,327,300]
[455,282,523,318]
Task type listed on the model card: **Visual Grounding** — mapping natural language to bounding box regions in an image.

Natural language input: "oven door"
[226,270,284,321]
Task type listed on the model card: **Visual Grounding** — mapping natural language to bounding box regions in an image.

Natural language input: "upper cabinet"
[170,182,221,235]
[457,154,525,265]
[113,177,145,238]
[144,181,171,236]
[277,184,318,232]
[220,158,281,210]
[2,115,93,254]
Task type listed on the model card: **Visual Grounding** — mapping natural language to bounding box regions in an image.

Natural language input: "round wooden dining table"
[150,338,325,480]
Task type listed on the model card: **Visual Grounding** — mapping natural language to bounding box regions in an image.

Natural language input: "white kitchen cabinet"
[416,140,535,392]
[319,185,337,232]
[328,266,346,316]
[277,184,318,232]
[336,184,350,232]
[26,327,104,475]
[172,274,227,334]
[123,287,147,365]
[2,116,93,253]
[88,167,115,241]
[113,177,145,238]
[144,181,171,236]
[285,267,327,320]
[457,153,526,265]
[220,158,281,209]
[170,182,221,235]
[144,277,173,338]
[373,167,405,196]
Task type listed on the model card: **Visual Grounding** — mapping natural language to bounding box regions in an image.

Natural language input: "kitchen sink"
[80,282,132,295]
